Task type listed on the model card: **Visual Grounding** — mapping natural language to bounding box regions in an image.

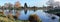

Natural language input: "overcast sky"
[0,0,60,7]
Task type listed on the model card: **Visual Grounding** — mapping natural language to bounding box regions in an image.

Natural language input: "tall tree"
[14,1,21,8]
[4,3,13,10]
[24,3,28,8]
[46,0,54,6]
[46,0,60,7]
[54,2,60,7]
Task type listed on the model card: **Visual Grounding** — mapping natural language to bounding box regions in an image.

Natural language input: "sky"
[0,0,60,7]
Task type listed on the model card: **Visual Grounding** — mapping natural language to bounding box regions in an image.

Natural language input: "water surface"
[4,10,59,22]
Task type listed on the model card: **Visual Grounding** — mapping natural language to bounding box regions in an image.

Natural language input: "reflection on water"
[4,10,59,22]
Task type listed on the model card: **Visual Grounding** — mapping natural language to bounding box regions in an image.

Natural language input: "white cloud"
[54,0,60,2]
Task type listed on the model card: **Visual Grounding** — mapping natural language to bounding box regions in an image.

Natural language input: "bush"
[28,14,42,22]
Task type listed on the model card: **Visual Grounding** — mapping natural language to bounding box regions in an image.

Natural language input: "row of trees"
[0,0,60,10]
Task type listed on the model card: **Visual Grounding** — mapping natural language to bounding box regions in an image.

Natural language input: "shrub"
[28,14,42,22]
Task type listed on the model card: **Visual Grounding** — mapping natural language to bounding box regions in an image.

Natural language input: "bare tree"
[46,0,54,6]
[54,2,60,7]
[4,3,13,9]
[46,0,60,7]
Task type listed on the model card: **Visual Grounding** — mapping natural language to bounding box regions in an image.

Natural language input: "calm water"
[4,10,59,22]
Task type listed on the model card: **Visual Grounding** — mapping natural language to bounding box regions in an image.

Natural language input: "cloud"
[54,0,60,2]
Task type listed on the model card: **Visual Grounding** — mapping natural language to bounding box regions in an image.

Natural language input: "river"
[4,10,59,22]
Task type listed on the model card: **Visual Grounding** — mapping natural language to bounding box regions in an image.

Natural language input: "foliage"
[8,7,14,10]
[46,9,60,14]
[0,13,42,22]
[45,9,60,17]
[28,14,42,22]
[0,14,15,22]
